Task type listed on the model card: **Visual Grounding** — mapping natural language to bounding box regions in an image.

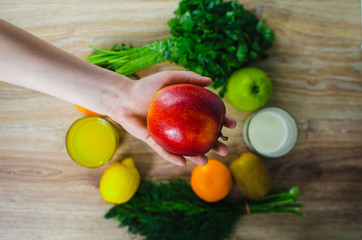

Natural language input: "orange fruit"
[191,159,233,202]
[75,104,103,117]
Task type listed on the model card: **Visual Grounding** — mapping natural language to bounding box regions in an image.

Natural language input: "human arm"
[0,18,131,116]
[0,18,236,166]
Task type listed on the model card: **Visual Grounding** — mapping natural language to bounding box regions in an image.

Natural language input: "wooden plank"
[0,0,362,239]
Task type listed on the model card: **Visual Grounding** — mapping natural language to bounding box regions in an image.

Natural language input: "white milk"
[243,107,298,157]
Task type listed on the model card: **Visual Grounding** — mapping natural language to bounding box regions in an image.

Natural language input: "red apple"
[147,84,226,156]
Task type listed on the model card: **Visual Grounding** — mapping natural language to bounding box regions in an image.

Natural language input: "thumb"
[157,71,211,87]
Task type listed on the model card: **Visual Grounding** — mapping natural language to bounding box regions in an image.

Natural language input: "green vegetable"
[88,0,275,96]
[105,179,304,240]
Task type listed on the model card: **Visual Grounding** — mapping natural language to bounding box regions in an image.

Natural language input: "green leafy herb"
[87,0,275,97]
[105,179,304,240]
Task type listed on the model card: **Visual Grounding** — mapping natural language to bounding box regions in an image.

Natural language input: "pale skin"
[0,19,237,166]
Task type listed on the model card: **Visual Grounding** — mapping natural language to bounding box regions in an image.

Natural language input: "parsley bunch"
[105,179,304,240]
[88,0,275,96]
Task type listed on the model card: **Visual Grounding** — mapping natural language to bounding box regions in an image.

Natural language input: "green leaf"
[251,42,261,52]
[205,13,215,22]
[256,20,266,33]
[194,65,205,74]
[195,43,208,54]
[224,29,239,41]
[227,46,236,52]
[250,51,258,59]
[236,44,248,63]
[263,27,275,42]
[192,9,204,17]
[207,0,215,11]
[180,11,195,31]
[226,10,235,21]
[167,18,178,29]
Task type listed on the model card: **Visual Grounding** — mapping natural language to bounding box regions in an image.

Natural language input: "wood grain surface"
[1,0,362,239]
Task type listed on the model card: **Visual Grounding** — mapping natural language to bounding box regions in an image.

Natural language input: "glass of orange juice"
[66,117,119,168]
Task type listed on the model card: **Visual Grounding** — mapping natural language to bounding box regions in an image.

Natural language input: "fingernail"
[202,77,212,84]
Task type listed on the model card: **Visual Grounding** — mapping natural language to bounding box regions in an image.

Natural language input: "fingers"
[145,134,210,166]
[157,71,211,87]
[224,114,237,129]
[186,141,230,166]
[211,141,229,156]
[145,136,209,166]
[186,155,208,166]
[145,135,230,166]
[144,135,187,166]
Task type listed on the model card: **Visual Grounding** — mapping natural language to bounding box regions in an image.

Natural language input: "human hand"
[0,20,236,166]
[109,71,237,166]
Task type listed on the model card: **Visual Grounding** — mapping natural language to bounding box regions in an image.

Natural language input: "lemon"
[99,158,141,204]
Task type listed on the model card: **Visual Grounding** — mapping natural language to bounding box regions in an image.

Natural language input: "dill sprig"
[105,179,304,240]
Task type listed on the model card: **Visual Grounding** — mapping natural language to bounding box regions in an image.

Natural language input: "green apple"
[225,67,273,112]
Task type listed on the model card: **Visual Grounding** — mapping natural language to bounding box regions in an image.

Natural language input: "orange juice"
[66,117,119,168]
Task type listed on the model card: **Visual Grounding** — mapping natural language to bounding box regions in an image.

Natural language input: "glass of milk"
[243,107,298,158]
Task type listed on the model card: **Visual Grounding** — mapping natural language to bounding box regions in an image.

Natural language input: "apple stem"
[219,132,228,141]
[252,85,260,94]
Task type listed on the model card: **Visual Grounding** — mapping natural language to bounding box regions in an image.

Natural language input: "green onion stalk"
[87,0,275,97]
[88,40,170,76]
[105,179,304,240]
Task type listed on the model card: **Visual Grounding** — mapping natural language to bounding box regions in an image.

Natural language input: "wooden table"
[1,1,361,239]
